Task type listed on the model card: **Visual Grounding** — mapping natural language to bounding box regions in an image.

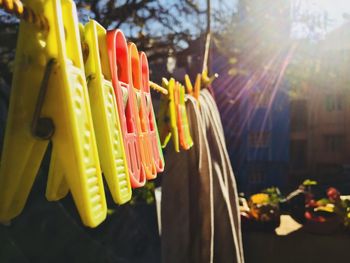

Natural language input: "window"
[290,100,307,131]
[324,135,345,152]
[249,165,266,184]
[249,132,270,147]
[290,140,307,170]
[250,171,265,184]
[316,163,342,176]
[325,95,343,111]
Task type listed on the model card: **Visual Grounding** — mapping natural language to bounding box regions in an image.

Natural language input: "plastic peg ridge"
[46,20,132,205]
[128,42,156,180]
[0,0,106,227]
[140,52,164,172]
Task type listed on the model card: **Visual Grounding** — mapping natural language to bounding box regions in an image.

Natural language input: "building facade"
[212,52,291,194]
[289,23,350,191]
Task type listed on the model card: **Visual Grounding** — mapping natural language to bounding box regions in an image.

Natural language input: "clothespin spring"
[31,59,56,140]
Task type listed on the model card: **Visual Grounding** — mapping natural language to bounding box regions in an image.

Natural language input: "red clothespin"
[107,30,145,188]
[140,52,165,173]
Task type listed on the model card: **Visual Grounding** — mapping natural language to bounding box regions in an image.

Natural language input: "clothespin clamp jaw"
[107,29,145,188]
[140,52,165,173]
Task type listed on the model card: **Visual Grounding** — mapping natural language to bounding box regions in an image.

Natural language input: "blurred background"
[1,0,350,262]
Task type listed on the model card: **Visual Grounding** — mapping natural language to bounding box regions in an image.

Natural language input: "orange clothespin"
[194,73,202,100]
[107,29,145,188]
[140,52,165,173]
[184,74,193,95]
[129,43,157,180]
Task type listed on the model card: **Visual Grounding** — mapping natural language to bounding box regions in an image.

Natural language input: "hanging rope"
[202,0,211,74]
[0,0,49,31]
[149,81,168,95]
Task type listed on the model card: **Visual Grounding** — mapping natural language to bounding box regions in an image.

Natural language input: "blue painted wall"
[212,54,290,194]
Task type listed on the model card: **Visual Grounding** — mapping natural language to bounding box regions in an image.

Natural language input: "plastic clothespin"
[157,78,179,152]
[107,29,145,188]
[0,0,107,227]
[184,70,218,100]
[46,20,132,205]
[194,73,202,100]
[184,74,193,96]
[201,69,218,88]
[129,43,156,180]
[140,52,165,173]
[157,78,172,148]
[175,82,193,150]
[184,73,201,100]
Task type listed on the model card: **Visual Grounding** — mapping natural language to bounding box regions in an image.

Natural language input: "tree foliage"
[0,0,211,84]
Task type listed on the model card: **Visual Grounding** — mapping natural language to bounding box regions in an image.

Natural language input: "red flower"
[327,187,340,202]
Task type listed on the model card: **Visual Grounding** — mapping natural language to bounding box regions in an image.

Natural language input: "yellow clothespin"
[157,78,179,152]
[201,68,218,89]
[176,83,193,150]
[46,20,132,205]
[184,74,193,96]
[184,73,202,101]
[184,70,218,101]
[0,0,107,227]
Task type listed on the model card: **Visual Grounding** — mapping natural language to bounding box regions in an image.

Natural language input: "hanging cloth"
[199,89,244,263]
[161,95,214,263]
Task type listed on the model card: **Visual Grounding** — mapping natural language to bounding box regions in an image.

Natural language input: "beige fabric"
[199,89,244,263]
[161,96,213,263]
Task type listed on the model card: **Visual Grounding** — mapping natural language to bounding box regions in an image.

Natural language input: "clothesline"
[0,0,201,228]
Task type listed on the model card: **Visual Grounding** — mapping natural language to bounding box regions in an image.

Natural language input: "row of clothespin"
[0,0,217,228]
[157,70,218,152]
